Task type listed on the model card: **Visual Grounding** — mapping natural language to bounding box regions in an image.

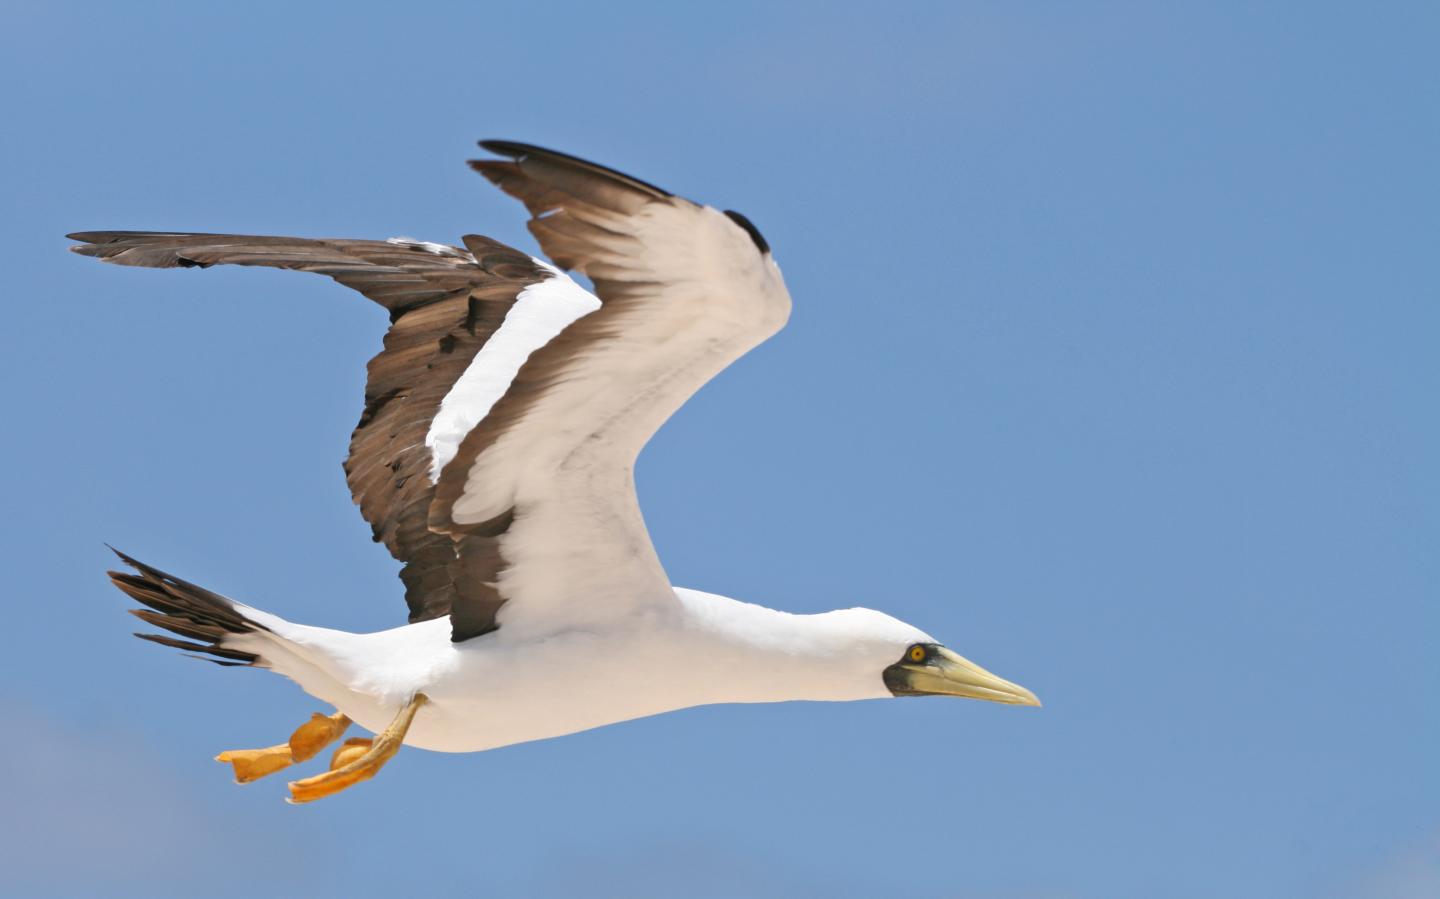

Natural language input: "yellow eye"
[908,644,928,663]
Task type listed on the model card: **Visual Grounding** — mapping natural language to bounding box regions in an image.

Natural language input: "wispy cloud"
[0,698,290,896]
[521,841,832,899]
[1333,832,1440,899]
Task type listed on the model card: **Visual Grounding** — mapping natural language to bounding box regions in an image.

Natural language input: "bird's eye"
[908,644,928,663]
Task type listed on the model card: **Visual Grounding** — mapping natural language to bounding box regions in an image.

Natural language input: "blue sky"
[1,2,1435,897]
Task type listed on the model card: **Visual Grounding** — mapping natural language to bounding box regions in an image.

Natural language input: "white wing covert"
[427,141,791,638]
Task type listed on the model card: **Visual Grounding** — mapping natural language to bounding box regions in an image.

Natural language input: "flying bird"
[71,141,1039,804]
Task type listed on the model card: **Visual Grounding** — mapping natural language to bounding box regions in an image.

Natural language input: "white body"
[231,588,930,753]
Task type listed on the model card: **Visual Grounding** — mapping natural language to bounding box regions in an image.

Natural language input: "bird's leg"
[215,710,350,783]
[287,693,428,804]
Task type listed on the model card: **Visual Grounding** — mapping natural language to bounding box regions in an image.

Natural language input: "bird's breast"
[387,625,706,753]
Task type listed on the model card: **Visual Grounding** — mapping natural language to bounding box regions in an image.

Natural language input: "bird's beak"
[888,647,1041,706]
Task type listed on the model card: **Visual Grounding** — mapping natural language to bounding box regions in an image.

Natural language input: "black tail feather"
[107,547,265,666]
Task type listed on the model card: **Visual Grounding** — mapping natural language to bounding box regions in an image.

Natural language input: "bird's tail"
[102,548,435,767]
[105,547,371,714]
[107,548,275,666]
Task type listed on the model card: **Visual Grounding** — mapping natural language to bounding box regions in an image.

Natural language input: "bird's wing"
[68,230,581,635]
[70,141,790,642]
[424,141,790,638]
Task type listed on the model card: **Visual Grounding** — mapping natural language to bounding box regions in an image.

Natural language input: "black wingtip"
[723,210,771,255]
[68,232,104,255]
[106,544,156,575]
[475,139,673,198]
[67,231,131,244]
[478,139,543,158]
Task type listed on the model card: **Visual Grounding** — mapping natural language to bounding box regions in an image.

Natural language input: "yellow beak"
[894,646,1041,706]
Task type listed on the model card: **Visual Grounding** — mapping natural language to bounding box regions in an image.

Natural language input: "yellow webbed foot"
[288,711,351,762]
[287,694,427,804]
[215,744,295,783]
[329,737,374,770]
[215,709,351,784]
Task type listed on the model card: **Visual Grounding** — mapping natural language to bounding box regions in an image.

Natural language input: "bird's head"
[831,608,1041,706]
[881,640,1040,705]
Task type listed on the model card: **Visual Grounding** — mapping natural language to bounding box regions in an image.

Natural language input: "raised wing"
[68,230,584,637]
[417,142,790,638]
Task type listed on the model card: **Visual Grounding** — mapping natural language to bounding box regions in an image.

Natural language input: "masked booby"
[70,141,1039,804]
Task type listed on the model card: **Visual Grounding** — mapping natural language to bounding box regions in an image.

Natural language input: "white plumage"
[229,591,934,753]
[425,261,598,481]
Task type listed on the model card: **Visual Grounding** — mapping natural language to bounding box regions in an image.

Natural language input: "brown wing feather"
[70,231,549,629]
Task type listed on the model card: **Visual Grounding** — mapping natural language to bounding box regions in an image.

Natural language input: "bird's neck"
[668,588,893,704]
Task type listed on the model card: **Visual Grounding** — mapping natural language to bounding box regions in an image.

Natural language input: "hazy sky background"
[2,3,1435,897]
